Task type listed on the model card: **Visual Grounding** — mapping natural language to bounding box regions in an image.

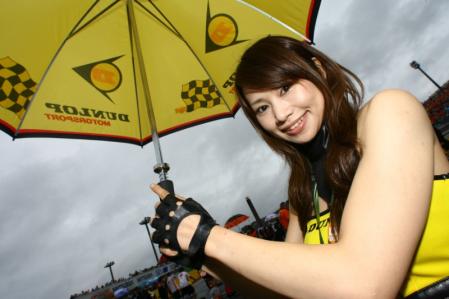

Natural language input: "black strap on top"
[404,276,449,299]
[296,125,333,244]
[296,125,332,202]
[434,173,449,180]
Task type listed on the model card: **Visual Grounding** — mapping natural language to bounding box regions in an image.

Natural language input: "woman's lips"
[285,113,307,136]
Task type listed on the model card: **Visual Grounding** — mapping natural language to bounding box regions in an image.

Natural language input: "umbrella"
[0,0,321,189]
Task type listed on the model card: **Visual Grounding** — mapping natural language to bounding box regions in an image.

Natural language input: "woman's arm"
[203,257,289,298]
[202,90,435,299]
[201,209,303,298]
[199,204,302,297]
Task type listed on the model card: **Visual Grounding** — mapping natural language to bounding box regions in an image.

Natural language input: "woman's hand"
[150,184,199,255]
[149,184,217,261]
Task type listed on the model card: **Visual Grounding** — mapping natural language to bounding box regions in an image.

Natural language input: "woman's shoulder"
[359,89,423,116]
[357,89,431,136]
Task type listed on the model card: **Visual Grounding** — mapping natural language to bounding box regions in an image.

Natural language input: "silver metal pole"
[127,0,168,181]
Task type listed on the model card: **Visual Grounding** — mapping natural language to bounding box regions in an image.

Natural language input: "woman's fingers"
[160,247,178,257]
[150,183,170,200]
[150,183,186,202]
[150,217,163,230]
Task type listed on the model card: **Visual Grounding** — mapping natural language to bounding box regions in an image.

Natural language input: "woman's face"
[244,79,325,144]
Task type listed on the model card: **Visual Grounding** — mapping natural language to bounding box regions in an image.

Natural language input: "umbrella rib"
[136,0,182,38]
[236,0,310,43]
[126,3,145,147]
[67,0,102,36]
[146,0,234,113]
[70,0,122,37]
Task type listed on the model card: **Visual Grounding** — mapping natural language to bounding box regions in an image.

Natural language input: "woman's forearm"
[204,226,379,299]
[203,256,288,299]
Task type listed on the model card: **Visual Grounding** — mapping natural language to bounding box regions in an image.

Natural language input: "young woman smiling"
[149,36,449,299]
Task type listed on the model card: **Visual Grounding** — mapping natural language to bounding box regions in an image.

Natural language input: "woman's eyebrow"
[248,98,265,107]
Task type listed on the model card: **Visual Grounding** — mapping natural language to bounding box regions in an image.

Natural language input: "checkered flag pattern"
[181,79,222,112]
[0,57,36,119]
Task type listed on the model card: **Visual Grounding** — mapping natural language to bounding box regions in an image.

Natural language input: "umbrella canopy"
[0,0,321,182]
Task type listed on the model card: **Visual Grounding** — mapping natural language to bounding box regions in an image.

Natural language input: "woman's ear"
[312,57,326,78]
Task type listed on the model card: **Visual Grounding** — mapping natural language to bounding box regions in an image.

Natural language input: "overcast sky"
[1,1,449,298]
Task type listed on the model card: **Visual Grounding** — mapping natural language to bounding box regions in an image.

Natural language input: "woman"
[149,36,449,298]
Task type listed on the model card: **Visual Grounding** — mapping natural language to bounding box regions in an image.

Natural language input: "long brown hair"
[235,36,364,236]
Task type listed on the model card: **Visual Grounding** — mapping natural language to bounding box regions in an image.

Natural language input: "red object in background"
[224,214,249,229]
[279,208,289,231]
[159,254,169,264]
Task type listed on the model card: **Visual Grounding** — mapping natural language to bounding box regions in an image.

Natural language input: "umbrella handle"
[158,179,174,195]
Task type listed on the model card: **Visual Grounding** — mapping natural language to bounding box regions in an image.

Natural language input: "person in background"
[150,35,449,298]
[177,270,195,298]
[278,201,289,233]
[157,276,169,299]
[166,272,180,299]
[207,278,224,299]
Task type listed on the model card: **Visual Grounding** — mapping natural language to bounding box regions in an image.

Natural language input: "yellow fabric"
[402,178,449,296]
[303,178,449,296]
[304,210,331,245]
[244,0,319,41]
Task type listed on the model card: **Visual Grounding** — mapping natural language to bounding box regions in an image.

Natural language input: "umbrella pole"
[127,0,174,193]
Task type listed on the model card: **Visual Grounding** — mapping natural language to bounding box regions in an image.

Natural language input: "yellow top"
[303,177,449,296]
[303,209,332,244]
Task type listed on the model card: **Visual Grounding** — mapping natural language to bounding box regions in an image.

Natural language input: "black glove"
[151,194,216,266]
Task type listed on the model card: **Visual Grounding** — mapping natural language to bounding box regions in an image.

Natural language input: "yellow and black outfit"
[303,174,449,297]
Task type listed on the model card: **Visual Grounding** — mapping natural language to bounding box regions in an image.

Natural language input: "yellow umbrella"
[0,0,321,187]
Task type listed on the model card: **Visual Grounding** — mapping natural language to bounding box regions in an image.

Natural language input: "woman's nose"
[273,100,292,125]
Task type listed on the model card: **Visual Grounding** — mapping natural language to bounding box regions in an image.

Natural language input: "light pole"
[410,60,442,90]
[139,217,159,263]
[104,261,115,283]
[246,197,263,228]
[409,60,449,149]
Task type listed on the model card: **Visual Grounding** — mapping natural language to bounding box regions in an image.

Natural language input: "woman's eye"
[255,105,268,114]
[280,85,291,95]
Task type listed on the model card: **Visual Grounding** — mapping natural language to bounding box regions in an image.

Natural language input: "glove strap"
[187,215,215,256]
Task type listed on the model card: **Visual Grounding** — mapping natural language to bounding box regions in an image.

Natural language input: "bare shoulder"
[358,89,427,122]
[357,89,433,142]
